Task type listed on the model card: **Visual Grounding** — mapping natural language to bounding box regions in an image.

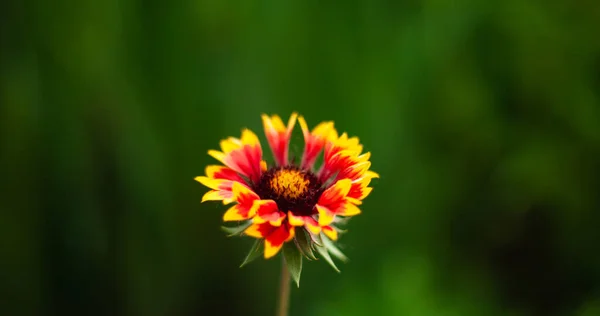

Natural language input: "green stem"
[276,257,291,316]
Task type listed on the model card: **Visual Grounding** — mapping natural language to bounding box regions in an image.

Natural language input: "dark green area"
[2,1,600,315]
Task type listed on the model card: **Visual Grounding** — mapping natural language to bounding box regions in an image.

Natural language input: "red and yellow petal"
[288,212,321,234]
[324,132,363,162]
[288,212,305,226]
[316,204,335,226]
[316,179,362,225]
[219,137,242,154]
[243,223,269,238]
[322,225,338,241]
[336,160,372,182]
[319,150,363,182]
[201,190,222,202]
[205,165,245,182]
[348,173,376,200]
[196,164,258,205]
[299,116,337,170]
[338,201,362,217]
[207,150,227,165]
[252,200,286,226]
[224,148,262,184]
[262,113,297,166]
[265,225,295,258]
[244,223,295,258]
[201,190,234,204]
[214,182,260,220]
[353,171,378,187]
[365,170,379,179]
[348,184,373,201]
[195,176,229,191]
[232,181,260,206]
[208,129,263,184]
[303,217,321,234]
[195,176,239,204]
[318,179,352,206]
[317,202,360,227]
[223,203,255,221]
[262,114,288,133]
[347,170,378,201]
[241,129,261,146]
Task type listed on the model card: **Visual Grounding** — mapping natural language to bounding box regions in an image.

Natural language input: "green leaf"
[321,235,348,263]
[313,234,340,273]
[283,242,303,287]
[221,221,252,237]
[240,240,262,268]
[295,228,317,260]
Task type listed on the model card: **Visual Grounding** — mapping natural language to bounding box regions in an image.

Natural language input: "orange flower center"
[269,169,310,199]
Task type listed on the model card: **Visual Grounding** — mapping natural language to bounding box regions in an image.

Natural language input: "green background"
[2,1,600,315]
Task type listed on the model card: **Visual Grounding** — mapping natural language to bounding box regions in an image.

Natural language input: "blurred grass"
[2,0,600,315]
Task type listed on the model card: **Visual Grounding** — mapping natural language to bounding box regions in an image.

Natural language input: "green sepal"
[332,216,351,226]
[295,228,317,260]
[322,234,348,263]
[307,230,323,247]
[221,220,252,237]
[313,233,340,273]
[283,242,303,287]
[240,239,263,268]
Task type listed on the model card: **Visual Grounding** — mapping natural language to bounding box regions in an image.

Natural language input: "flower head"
[196,113,377,274]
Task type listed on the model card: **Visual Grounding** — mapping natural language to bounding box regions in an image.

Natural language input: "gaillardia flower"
[195,113,377,273]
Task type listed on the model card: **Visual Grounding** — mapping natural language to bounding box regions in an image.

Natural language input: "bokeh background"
[2,1,600,315]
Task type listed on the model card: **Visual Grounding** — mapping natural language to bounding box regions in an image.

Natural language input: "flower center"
[256,166,322,216]
[269,169,309,199]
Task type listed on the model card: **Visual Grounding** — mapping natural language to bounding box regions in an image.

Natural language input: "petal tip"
[264,242,282,259]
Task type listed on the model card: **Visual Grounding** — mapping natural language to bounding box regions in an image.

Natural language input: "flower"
[195,113,377,264]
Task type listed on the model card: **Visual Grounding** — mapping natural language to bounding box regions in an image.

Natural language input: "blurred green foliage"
[2,1,600,315]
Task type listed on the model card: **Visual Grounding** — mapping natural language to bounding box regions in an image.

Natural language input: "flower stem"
[276,257,291,316]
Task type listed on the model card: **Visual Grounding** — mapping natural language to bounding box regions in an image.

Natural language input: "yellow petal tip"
[264,242,282,259]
